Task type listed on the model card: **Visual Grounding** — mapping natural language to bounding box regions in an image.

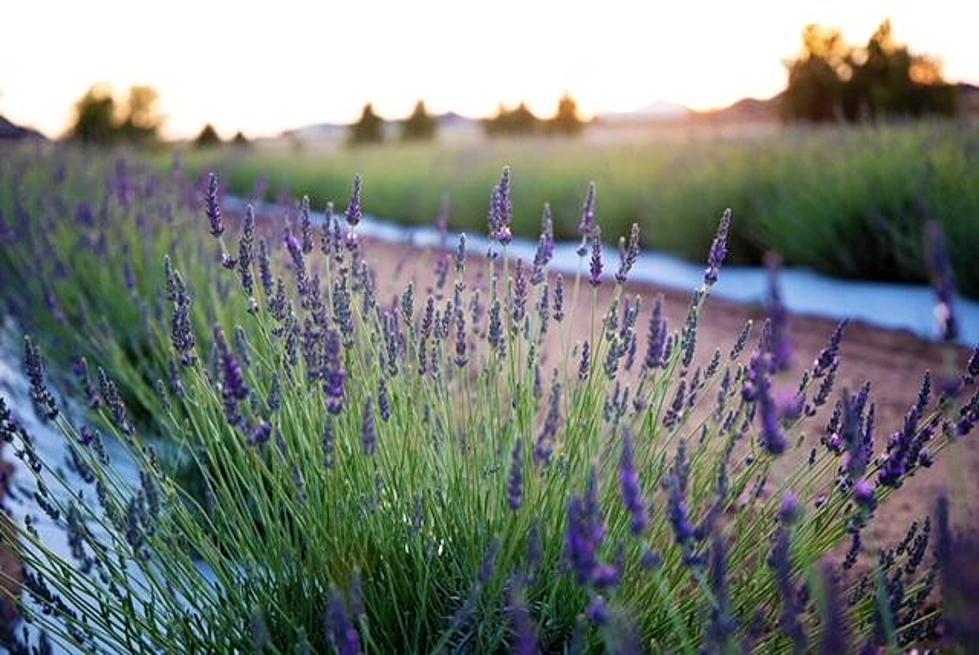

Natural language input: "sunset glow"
[2,0,976,139]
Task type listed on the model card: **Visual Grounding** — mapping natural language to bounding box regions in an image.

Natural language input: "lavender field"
[0,145,977,653]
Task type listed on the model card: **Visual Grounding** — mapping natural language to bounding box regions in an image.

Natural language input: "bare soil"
[361,236,978,555]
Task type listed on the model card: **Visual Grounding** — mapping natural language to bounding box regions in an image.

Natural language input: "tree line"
[347,94,586,145]
[61,20,964,145]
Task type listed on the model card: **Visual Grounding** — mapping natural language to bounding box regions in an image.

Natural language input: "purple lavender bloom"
[284,229,304,272]
[326,588,362,655]
[578,182,598,248]
[361,399,377,456]
[578,341,591,381]
[249,421,272,446]
[24,337,58,421]
[512,259,528,326]
[345,175,363,228]
[588,232,603,287]
[535,381,562,466]
[214,326,249,426]
[299,195,314,254]
[238,204,255,296]
[258,238,274,298]
[705,534,738,651]
[566,498,599,585]
[507,587,539,655]
[455,233,467,274]
[759,394,788,455]
[170,270,197,366]
[768,524,807,653]
[926,221,958,342]
[619,433,648,535]
[615,223,641,284]
[553,274,565,322]
[489,167,513,245]
[507,439,524,510]
[818,562,849,655]
[643,295,668,371]
[666,443,695,546]
[204,172,223,237]
[531,204,555,285]
[813,320,847,378]
[779,491,801,524]
[586,596,610,626]
[323,329,346,414]
[703,209,732,286]
[853,479,875,509]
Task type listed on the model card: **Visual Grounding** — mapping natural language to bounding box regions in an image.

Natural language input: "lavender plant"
[0,148,976,653]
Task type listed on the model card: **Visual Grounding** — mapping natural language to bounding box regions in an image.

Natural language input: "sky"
[1,0,976,140]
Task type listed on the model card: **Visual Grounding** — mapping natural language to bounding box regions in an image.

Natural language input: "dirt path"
[362,236,978,555]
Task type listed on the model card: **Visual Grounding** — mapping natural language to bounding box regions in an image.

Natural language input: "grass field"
[165,120,979,297]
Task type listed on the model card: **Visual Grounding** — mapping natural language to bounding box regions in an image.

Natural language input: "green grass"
[163,120,979,297]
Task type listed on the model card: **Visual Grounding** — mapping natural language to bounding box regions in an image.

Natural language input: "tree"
[67,84,163,144]
[782,21,958,123]
[194,124,222,148]
[118,85,162,142]
[231,131,250,147]
[547,93,586,136]
[781,25,847,122]
[401,100,437,141]
[67,85,118,144]
[484,102,540,137]
[349,103,384,145]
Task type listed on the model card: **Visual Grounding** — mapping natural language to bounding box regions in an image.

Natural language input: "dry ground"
[361,236,978,556]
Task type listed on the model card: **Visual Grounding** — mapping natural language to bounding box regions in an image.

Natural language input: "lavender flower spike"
[588,231,603,287]
[619,432,648,535]
[507,439,524,510]
[703,208,732,286]
[204,172,223,237]
[926,221,958,342]
[345,174,363,228]
[361,398,377,456]
[326,588,362,655]
[489,167,513,245]
[615,223,640,285]
[578,182,598,242]
[24,336,58,421]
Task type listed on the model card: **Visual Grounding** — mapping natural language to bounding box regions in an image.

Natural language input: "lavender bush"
[0,147,977,653]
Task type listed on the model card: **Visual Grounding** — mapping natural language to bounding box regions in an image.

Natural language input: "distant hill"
[0,115,45,140]
[600,100,691,124]
[692,94,781,123]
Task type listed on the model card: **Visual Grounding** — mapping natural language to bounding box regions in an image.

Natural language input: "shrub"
[0,151,977,653]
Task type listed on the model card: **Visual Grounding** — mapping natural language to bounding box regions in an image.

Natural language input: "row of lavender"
[0,146,977,653]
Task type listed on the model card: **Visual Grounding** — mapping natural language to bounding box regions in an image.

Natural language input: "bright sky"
[1,0,975,139]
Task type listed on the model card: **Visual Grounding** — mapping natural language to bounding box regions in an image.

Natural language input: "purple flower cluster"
[507,439,524,510]
[615,223,640,285]
[565,469,619,588]
[488,167,513,245]
[618,433,648,535]
[323,328,347,415]
[703,209,731,286]
[213,326,250,427]
[24,336,58,421]
[204,172,223,238]
[577,182,598,252]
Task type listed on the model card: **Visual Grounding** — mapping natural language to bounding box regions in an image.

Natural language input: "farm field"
[1,146,977,652]
[165,120,979,297]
